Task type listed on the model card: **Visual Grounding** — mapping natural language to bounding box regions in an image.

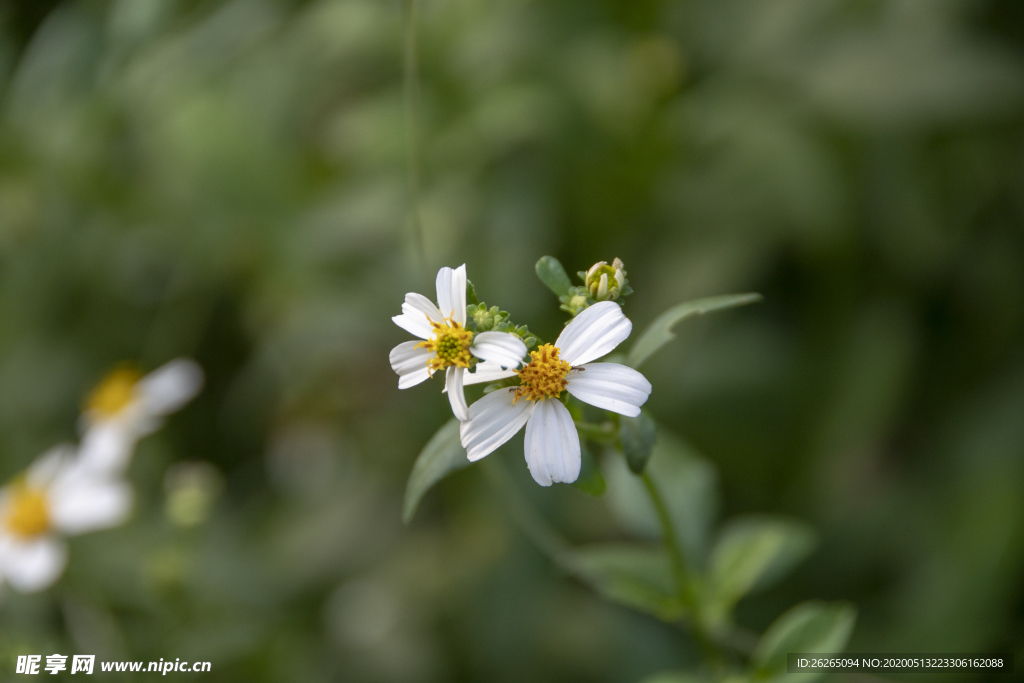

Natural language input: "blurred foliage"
[1,0,1023,681]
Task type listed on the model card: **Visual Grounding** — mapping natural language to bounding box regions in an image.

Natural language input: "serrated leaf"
[403,419,469,523]
[621,411,657,473]
[572,442,606,496]
[707,517,816,623]
[753,601,856,681]
[570,543,683,620]
[626,294,763,369]
[535,256,573,297]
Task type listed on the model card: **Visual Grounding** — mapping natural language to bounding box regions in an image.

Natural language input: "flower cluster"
[0,360,202,593]
[391,263,651,487]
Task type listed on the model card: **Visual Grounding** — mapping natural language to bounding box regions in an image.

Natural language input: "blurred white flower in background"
[0,358,205,593]
[78,359,204,475]
[0,446,132,593]
[460,302,652,486]
[389,265,526,420]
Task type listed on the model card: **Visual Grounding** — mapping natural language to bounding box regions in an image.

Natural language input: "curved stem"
[641,471,721,664]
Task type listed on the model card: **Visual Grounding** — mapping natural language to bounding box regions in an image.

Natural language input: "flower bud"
[584,258,627,301]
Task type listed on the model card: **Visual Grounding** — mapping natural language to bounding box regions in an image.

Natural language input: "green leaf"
[707,517,816,622]
[403,419,470,523]
[465,279,480,305]
[621,410,657,473]
[572,442,606,496]
[535,256,573,297]
[753,601,857,681]
[626,293,763,369]
[569,543,683,620]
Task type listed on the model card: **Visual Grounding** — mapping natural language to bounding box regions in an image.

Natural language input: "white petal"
[393,292,443,339]
[555,301,632,366]
[523,399,581,486]
[462,362,517,387]
[446,367,469,421]
[565,363,652,417]
[26,445,75,488]
[48,477,133,535]
[435,265,467,325]
[460,389,533,462]
[471,332,527,370]
[0,535,68,593]
[136,359,203,417]
[389,341,433,389]
[77,422,135,476]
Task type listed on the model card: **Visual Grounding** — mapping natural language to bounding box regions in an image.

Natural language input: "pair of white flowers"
[0,360,202,593]
[390,266,652,486]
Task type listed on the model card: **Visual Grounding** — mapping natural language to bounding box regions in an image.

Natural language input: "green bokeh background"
[1,0,1023,680]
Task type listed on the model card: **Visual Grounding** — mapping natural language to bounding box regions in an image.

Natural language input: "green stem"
[400,0,426,278]
[573,421,617,443]
[641,471,721,664]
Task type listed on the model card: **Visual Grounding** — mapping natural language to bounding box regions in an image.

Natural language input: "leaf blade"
[706,516,816,623]
[626,293,763,369]
[753,601,857,681]
[620,410,657,474]
[535,256,574,297]
[403,419,470,523]
[569,543,683,620]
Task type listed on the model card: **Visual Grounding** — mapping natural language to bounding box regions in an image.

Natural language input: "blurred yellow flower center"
[417,319,474,374]
[86,366,143,417]
[513,344,571,403]
[4,484,50,538]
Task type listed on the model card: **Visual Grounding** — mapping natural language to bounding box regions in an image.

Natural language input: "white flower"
[460,301,652,486]
[78,359,204,476]
[389,265,528,421]
[0,446,132,593]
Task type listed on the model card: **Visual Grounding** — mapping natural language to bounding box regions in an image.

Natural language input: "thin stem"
[401,0,426,277]
[573,421,618,443]
[641,471,721,664]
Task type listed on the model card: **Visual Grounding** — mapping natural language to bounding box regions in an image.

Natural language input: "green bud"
[559,288,594,317]
[583,258,628,301]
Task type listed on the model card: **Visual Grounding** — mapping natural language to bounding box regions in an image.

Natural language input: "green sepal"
[465,279,480,305]
[559,286,596,317]
[403,419,470,523]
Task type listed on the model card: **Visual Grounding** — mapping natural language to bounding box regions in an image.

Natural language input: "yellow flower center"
[513,344,572,403]
[86,365,143,417]
[4,483,50,538]
[416,319,475,374]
